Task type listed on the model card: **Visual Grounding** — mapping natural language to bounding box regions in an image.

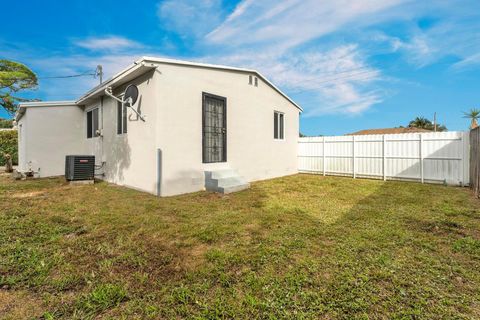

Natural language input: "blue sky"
[1,0,479,135]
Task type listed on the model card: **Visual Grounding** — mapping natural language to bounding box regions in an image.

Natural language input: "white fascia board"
[76,61,157,105]
[18,101,77,108]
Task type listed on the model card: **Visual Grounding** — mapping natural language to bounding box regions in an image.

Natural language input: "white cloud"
[384,35,436,67]
[6,0,479,117]
[452,53,480,70]
[157,0,225,37]
[201,0,400,115]
[202,0,480,116]
[207,0,409,52]
[75,36,143,52]
[202,44,382,116]
[371,6,480,69]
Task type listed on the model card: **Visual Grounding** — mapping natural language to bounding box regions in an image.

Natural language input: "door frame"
[202,92,227,163]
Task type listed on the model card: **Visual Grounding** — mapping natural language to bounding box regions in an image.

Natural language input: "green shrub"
[0,118,13,128]
[0,129,18,165]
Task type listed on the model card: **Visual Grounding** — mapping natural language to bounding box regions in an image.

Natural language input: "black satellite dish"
[124,84,139,106]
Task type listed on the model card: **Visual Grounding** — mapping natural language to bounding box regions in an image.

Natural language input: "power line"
[0,70,97,81]
[38,70,96,79]
[1,65,379,98]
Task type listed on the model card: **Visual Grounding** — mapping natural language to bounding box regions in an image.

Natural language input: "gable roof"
[347,127,432,136]
[77,57,302,111]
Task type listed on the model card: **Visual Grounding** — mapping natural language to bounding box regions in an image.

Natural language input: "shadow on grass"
[1,174,480,319]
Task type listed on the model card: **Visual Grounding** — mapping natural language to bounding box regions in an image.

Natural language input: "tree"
[0,60,38,115]
[408,116,447,132]
[463,108,480,129]
[408,117,431,129]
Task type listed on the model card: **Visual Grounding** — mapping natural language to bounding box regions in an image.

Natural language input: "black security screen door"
[203,93,227,163]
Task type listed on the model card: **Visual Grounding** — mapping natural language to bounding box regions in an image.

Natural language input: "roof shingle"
[347,127,432,136]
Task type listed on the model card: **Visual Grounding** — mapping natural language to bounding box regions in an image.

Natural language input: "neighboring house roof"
[77,57,303,111]
[347,127,432,135]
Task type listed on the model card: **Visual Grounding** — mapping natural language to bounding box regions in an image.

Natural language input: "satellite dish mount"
[105,84,145,122]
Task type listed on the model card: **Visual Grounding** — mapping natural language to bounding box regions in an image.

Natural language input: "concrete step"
[205,176,248,189]
[205,169,250,194]
[205,169,238,180]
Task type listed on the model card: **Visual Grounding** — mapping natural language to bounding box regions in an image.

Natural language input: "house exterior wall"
[17,63,300,196]
[83,70,159,194]
[154,64,300,196]
[16,105,84,176]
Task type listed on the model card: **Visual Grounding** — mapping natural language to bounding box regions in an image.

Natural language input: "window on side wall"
[86,108,99,139]
[274,111,284,140]
[117,101,127,134]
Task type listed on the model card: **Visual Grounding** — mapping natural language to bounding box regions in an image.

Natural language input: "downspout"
[154,67,162,197]
[100,96,105,176]
[157,149,162,197]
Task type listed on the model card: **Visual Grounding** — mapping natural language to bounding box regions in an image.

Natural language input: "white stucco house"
[16,57,302,196]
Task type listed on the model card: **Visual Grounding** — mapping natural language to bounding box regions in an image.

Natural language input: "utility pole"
[433,112,437,132]
[96,65,103,84]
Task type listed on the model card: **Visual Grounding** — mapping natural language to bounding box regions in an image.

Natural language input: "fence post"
[420,134,424,183]
[352,135,356,179]
[383,135,386,181]
[461,132,464,186]
[322,136,326,176]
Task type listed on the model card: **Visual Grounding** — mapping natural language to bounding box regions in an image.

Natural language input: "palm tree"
[407,116,447,132]
[408,117,433,130]
[463,108,480,129]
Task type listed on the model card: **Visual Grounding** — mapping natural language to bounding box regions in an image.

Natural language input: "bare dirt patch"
[0,290,45,320]
[10,190,46,198]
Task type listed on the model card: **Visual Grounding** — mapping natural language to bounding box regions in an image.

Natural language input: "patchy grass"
[1,174,480,319]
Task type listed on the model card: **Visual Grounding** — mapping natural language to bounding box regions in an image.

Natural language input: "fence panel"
[470,128,480,196]
[299,131,469,186]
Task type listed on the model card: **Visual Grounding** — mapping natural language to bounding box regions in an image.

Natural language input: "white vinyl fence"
[298,131,469,186]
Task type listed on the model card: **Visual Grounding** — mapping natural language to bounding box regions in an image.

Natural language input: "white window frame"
[117,96,127,135]
[86,107,100,139]
[274,110,285,141]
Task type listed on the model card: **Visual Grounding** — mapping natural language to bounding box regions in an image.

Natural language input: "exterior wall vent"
[65,155,95,181]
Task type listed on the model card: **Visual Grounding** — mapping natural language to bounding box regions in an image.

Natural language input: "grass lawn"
[1,173,480,319]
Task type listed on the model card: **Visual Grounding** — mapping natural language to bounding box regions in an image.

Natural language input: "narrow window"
[254,77,258,87]
[117,102,122,134]
[249,75,253,85]
[87,110,93,138]
[86,108,99,139]
[279,113,284,139]
[117,102,128,134]
[274,111,284,140]
[92,108,99,136]
[123,104,127,134]
[274,112,278,139]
